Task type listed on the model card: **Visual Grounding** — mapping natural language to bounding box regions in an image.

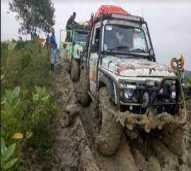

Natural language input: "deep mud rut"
[52,62,191,171]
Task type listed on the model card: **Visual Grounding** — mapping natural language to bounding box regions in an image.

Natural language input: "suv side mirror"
[148,48,155,61]
[149,48,154,56]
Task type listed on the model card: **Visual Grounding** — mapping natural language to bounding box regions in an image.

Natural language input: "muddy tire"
[77,67,91,107]
[71,58,80,82]
[64,61,71,73]
[95,87,123,156]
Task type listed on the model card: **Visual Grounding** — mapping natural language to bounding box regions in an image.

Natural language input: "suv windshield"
[74,31,88,43]
[104,25,148,55]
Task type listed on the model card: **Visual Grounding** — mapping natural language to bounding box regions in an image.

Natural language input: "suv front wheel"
[70,58,80,82]
[76,67,91,107]
[95,87,123,156]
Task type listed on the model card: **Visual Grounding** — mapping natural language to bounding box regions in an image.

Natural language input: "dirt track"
[52,62,191,171]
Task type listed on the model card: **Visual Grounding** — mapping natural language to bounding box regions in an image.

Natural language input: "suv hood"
[102,56,175,77]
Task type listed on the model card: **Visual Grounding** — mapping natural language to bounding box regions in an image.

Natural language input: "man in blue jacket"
[50,29,57,71]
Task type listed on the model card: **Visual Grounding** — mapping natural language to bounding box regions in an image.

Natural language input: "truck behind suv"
[60,25,89,81]
[75,5,187,156]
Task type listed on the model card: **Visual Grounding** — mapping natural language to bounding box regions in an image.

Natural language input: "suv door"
[88,26,101,96]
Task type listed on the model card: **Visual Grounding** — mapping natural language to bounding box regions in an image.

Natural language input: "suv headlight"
[120,82,136,89]
[124,89,134,99]
[145,80,155,87]
[126,84,136,89]
[120,83,136,99]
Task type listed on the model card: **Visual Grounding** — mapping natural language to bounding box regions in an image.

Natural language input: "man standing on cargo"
[50,29,57,71]
[65,12,77,41]
[66,12,77,29]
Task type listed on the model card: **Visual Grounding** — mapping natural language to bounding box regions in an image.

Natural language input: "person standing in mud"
[46,33,51,63]
[45,33,50,49]
[50,29,57,71]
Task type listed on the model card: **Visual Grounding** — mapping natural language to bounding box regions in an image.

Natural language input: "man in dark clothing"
[45,34,50,49]
[66,12,77,29]
[65,12,78,41]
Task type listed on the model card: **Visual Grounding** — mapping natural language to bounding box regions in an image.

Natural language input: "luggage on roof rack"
[88,5,143,27]
[95,5,128,18]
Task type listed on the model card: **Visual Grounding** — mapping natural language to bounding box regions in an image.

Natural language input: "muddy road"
[52,62,191,171]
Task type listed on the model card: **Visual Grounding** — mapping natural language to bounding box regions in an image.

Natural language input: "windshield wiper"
[129,48,146,53]
[106,46,129,53]
[111,46,130,50]
[105,46,150,57]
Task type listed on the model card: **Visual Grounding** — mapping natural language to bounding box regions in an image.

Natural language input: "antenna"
[141,8,144,18]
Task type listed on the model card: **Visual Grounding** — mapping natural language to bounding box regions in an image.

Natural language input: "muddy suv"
[61,28,89,81]
[76,11,186,155]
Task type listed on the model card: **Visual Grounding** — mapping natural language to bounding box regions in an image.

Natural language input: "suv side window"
[92,27,100,48]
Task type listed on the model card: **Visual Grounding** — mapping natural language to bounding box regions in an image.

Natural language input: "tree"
[188,77,191,88]
[9,0,55,36]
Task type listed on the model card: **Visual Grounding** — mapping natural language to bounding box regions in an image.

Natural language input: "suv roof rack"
[92,5,144,24]
[92,13,144,24]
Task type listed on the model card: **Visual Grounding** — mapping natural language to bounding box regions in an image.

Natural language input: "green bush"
[1,41,52,92]
[185,76,191,99]
[29,86,56,159]
[1,40,57,166]
[1,87,23,141]
[188,77,191,87]
[1,86,56,160]
[1,42,8,66]
[1,137,18,171]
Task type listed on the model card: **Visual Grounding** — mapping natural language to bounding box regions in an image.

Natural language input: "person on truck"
[66,12,77,29]
[50,29,57,71]
[65,12,78,41]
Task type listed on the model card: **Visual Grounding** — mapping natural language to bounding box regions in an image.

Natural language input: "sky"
[1,0,191,70]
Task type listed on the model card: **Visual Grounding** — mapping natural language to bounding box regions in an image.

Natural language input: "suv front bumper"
[117,77,180,108]
[107,106,187,132]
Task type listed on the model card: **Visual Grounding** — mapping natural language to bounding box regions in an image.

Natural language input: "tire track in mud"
[52,62,191,171]
[52,63,99,171]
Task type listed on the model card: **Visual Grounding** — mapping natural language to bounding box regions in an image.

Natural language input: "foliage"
[184,76,191,99]
[1,86,56,162]
[29,86,56,159]
[1,41,52,92]
[188,77,191,87]
[1,87,23,141]
[1,40,57,167]
[1,138,18,171]
[1,42,8,65]
[9,0,55,35]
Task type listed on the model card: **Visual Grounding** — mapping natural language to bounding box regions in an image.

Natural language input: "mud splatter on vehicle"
[74,5,187,156]
[51,61,191,171]
[52,5,190,171]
